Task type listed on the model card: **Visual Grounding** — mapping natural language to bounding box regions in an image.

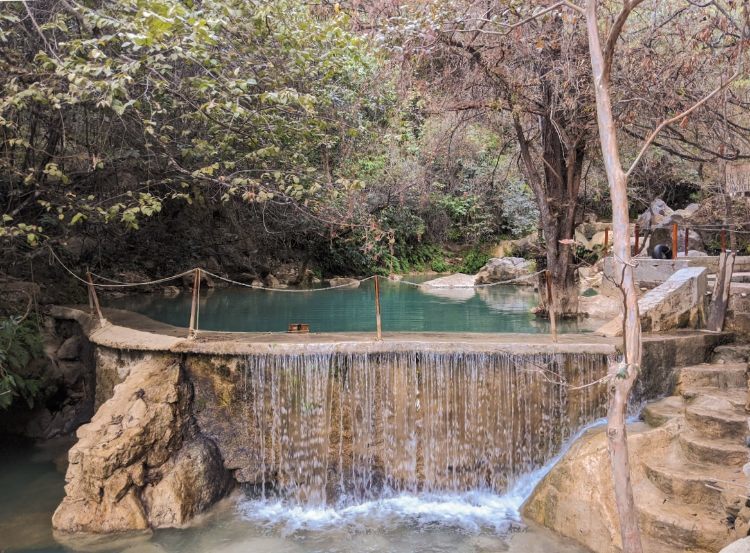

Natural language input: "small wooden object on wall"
[288,323,310,333]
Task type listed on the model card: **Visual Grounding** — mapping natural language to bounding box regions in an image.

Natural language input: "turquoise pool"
[110,277,597,334]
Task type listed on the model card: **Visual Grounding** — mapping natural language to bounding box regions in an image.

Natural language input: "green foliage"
[0,316,43,410]
[498,180,539,238]
[1,0,386,247]
[459,247,490,274]
[432,192,495,243]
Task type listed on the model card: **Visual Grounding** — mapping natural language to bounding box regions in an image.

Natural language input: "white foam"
[237,418,607,536]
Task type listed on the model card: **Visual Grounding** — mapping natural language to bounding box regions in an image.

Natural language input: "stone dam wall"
[47,307,730,536]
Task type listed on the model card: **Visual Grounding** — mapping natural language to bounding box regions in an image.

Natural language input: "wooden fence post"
[671,223,678,260]
[634,224,639,256]
[86,272,106,326]
[188,268,201,339]
[684,226,689,256]
[721,229,727,253]
[546,270,558,343]
[374,275,382,341]
[604,227,609,251]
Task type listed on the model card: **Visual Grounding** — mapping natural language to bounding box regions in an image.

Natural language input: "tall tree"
[574,1,746,550]
[382,0,750,317]
[0,0,386,256]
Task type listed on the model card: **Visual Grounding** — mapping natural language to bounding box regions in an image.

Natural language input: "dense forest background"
[4,0,747,295]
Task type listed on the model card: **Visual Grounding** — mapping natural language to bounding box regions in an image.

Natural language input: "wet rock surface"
[525,347,750,553]
[475,257,535,285]
[52,356,231,535]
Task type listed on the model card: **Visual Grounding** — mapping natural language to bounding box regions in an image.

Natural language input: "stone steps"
[685,398,748,440]
[711,344,750,364]
[677,363,747,391]
[641,535,710,553]
[642,395,684,427]
[643,445,744,506]
[681,387,748,409]
[636,477,735,552]
[707,272,750,284]
[679,430,749,467]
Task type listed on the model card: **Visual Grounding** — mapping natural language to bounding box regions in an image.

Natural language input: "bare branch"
[449,2,583,36]
[625,70,741,178]
[602,0,647,80]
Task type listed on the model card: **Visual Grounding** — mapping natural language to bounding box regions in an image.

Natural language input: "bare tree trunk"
[513,115,583,318]
[584,2,643,552]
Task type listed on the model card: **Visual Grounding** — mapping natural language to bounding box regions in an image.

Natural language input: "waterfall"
[238,351,610,507]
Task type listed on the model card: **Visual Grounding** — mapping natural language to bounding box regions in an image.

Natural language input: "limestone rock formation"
[525,353,750,553]
[421,273,476,288]
[475,257,535,285]
[52,356,230,535]
[327,277,360,288]
[721,537,750,553]
[638,198,705,256]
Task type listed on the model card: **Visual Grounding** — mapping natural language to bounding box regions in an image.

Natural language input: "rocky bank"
[52,355,230,536]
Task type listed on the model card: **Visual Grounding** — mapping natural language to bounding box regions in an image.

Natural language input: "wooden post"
[546,270,558,343]
[671,223,678,260]
[604,227,609,251]
[86,272,106,325]
[188,268,201,339]
[633,224,639,256]
[374,275,382,341]
[684,226,689,256]
[721,229,727,253]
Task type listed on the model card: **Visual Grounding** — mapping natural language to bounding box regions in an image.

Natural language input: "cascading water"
[231,350,611,530]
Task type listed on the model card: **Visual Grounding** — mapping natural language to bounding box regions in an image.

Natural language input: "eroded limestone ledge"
[49,305,727,358]
[52,355,230,536]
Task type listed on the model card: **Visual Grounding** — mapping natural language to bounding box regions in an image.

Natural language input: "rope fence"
[45,247,639,391]
[47,217,743,344]
[47,246,555,341]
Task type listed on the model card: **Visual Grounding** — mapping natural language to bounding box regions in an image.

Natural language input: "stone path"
[639,345,750,553]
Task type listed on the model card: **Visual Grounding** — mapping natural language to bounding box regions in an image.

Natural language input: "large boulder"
[327,277,360,288]
[52,356,230,535]
[638,199,705,256]
[475,257,535,285]
[637,198,674,230]
[524,421,681,553]
[421,273,476,288]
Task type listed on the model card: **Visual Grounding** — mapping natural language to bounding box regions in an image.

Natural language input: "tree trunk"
[513,114,584,319]
[584,2,643,552]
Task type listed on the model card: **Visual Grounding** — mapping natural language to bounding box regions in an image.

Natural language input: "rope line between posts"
[399,268,547,288]
[200,270,378,292]
[50,247,550,292]
[48,247,194,288]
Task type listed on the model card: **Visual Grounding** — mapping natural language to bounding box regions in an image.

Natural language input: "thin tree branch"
[625,70,741,178]
[603,0,647,80]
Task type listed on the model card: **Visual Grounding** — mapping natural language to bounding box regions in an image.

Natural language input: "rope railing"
[47,246,558,341]
[46,247,629,390]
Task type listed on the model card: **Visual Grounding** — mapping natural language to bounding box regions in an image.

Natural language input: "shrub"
[0,316,43,410]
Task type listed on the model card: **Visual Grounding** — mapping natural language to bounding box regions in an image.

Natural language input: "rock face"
[475,257,535,285]
[0,317,97,440]
[638,199,705,256]
[721,537,750,553]
[525,352,750,553]
[52,356,230,535]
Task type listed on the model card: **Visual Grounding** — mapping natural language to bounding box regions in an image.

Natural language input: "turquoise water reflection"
[110,278,596,334]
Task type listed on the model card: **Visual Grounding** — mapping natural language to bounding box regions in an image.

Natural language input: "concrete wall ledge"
[597,267,707,337]
[49,305,729,361]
